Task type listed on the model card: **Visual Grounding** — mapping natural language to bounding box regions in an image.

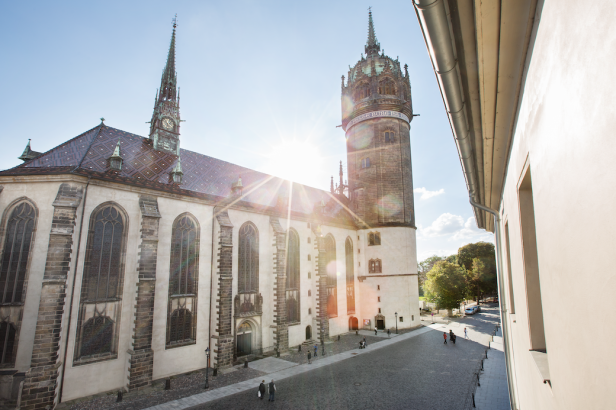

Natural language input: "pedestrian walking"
[387,329,391,338]
[443,332,447,344]
[258,380,266,400]
[431,312,434,323]
[374,327,378,335]
[308,351,312,364]
[464,327,468,339]
[449,330,456,345]
[314,344,318,357]
[268,379,276,402]
[363,337,367,347]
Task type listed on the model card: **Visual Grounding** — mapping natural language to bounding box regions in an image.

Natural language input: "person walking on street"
[464,327,468,339]
[268,379,276,402]
[307,351,312,364]
[387,329,391,338]
[443,332,448,344]
[314,344,318,357]
[449,330,456,344]
[374,327,378,336]
[258,380,266,400]
[363,337,367,347]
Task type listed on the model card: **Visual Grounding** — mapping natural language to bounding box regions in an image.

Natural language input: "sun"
[263,140,324,186]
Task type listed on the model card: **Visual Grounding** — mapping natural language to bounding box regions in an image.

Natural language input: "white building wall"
[497,1,616,409]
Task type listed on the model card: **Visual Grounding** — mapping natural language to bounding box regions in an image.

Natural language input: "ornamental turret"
[342,10,416,228]
[149,17,182,154]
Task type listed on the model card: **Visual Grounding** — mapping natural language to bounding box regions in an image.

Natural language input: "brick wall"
[20,183,83,410]
[315,232,329,341]
[127,195,161,391]
[270,217,288,352]
[214,208,234,369]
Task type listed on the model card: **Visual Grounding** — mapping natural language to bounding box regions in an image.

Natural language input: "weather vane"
[172,14,177,28]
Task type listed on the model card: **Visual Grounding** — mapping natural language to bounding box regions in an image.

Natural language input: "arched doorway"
[348,317,358,331]
[375,314,385,330]
[236,322,252,357]
[305,325,312,340]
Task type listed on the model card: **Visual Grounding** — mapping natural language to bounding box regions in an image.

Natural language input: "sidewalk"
[144,325,436,410]
[474,328,510,410]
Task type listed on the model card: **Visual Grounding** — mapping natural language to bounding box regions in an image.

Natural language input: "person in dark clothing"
[308,351,312,364]
[363,337,367,347]
[387,329,391,338]
[449,330,456,344]
[314,344,318,357]
[258,380,266,400]
[443,332,448,344]
[268,379,276,402]
[374,327,378,335]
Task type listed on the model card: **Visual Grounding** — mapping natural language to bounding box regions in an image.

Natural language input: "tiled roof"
[1,124,355,225]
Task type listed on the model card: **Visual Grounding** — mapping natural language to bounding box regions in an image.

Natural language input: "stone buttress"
[20,183,84,410]
[314,229,329,342]
[127,196,161,390]
[269,217,288,352]
[214,207,234,368]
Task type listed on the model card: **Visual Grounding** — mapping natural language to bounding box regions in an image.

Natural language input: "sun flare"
[263,140,324,186]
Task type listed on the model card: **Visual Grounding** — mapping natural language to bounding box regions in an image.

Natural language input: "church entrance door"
[237,323,252,357]
[349,317,358,330]
[377,319,385,330]
[306,325,312,340]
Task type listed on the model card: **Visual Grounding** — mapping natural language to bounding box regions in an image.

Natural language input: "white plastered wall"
[497,1,616,409]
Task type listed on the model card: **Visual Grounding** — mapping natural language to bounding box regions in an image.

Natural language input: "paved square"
[245,357,298,374]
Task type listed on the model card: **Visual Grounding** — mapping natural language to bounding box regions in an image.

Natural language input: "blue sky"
[0,0,492,260]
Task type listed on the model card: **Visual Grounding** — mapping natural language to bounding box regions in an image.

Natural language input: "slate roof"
[1,124,355,225]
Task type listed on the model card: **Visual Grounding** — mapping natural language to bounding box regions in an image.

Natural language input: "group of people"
[258,379,276,402]
[443,327,469,344]
[359,337,368,349]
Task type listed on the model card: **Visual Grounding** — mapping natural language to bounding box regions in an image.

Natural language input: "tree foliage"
[457,242,495,271]
[458,242,497,299]
[418,255,445,290]
[424,261,467,310]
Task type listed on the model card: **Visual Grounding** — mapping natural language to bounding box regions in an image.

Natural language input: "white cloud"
[420,214,493,241]
[414,187,445,200]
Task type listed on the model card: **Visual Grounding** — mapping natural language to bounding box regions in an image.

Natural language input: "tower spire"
[149,16,182,154]
[365,7,381,58]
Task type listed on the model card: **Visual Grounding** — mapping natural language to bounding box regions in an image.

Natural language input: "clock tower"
[149,18,181,154]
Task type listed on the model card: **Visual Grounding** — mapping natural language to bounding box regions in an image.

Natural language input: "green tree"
[418,255,445,295]
[424,261,467,316]
[457,242,495,271]
[458,242,497,301]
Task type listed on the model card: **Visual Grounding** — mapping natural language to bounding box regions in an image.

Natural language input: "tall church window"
[167,214,199,347]
[324,235,337,317]
[379,79,396,95]
[238,222,259,313]
[345,238,355,314]
[75,203,127,362]
[0,322,16,365]
[354,82,371,101]
[0,201,36,305]
[286,229,300,324]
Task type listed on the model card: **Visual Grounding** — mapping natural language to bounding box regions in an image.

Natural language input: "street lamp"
[395,312,398,334]
[204,347,210,389]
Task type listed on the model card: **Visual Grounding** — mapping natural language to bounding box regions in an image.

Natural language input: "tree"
[424,261,467,316]
[418,255,445,295]
[458,242,497,301]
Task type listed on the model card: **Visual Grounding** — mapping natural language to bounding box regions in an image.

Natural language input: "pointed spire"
[232,175,243,196]
[330,176,334,193]
[18,139,41,162]
[339,161,344,190]
[159,15,178,102]
[365,7,381,58]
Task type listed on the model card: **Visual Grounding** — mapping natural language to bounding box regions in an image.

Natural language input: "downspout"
[207,208,217,370]
[58,176,90,403]
[413,0,482,224]
[469,198,517,410]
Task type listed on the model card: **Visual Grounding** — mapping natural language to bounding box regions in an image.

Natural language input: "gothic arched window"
[354,82,371,101]
[167,214,199,346]
[0,322,16,365]
[345,238,355,314]
[369,258,382,274]
[0,201,36,304]
[324,235,337,317]
[286,229,300,324]
[379,79,396,95]
[75,203,127,362]
[239,223,259,293]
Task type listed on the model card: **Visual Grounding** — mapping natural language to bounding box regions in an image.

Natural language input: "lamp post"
[395,312,398,334]
[204,347,210,389]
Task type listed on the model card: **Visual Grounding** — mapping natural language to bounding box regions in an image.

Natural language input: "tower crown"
[341,10,412,130]
[149,17,181,154]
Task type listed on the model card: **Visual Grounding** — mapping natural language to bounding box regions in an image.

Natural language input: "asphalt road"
[193,306,501,410]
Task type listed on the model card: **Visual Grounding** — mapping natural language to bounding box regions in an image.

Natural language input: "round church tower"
[342,10,416,229]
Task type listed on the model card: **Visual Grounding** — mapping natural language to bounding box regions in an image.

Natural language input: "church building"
[0,11,419,408]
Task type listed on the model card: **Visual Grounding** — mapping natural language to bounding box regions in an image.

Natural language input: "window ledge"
[287,321,301,327]
[166,340,196,350]
[530,350,551,384]
[74,353,118,366]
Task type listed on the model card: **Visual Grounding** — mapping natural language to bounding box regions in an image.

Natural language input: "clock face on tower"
[162,118,174,131]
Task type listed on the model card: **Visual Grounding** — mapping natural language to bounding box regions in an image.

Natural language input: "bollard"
[472,393,476,407]
[276,350,280,358]
[356,330,358,335]
[485,350,488,359]
[298,345,302,352]
[477,373,480,387]
[244,359,248,368]
[213,367,218,377]
[165,378,171,390]
[481,359,483,370]
[116,391,123,402]
[338,335,341,341]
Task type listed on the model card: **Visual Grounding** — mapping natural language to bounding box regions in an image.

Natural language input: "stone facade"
[127,196,161,390]
[20,183,83,410]
[214,207,234,369]
[269,217,288,352]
